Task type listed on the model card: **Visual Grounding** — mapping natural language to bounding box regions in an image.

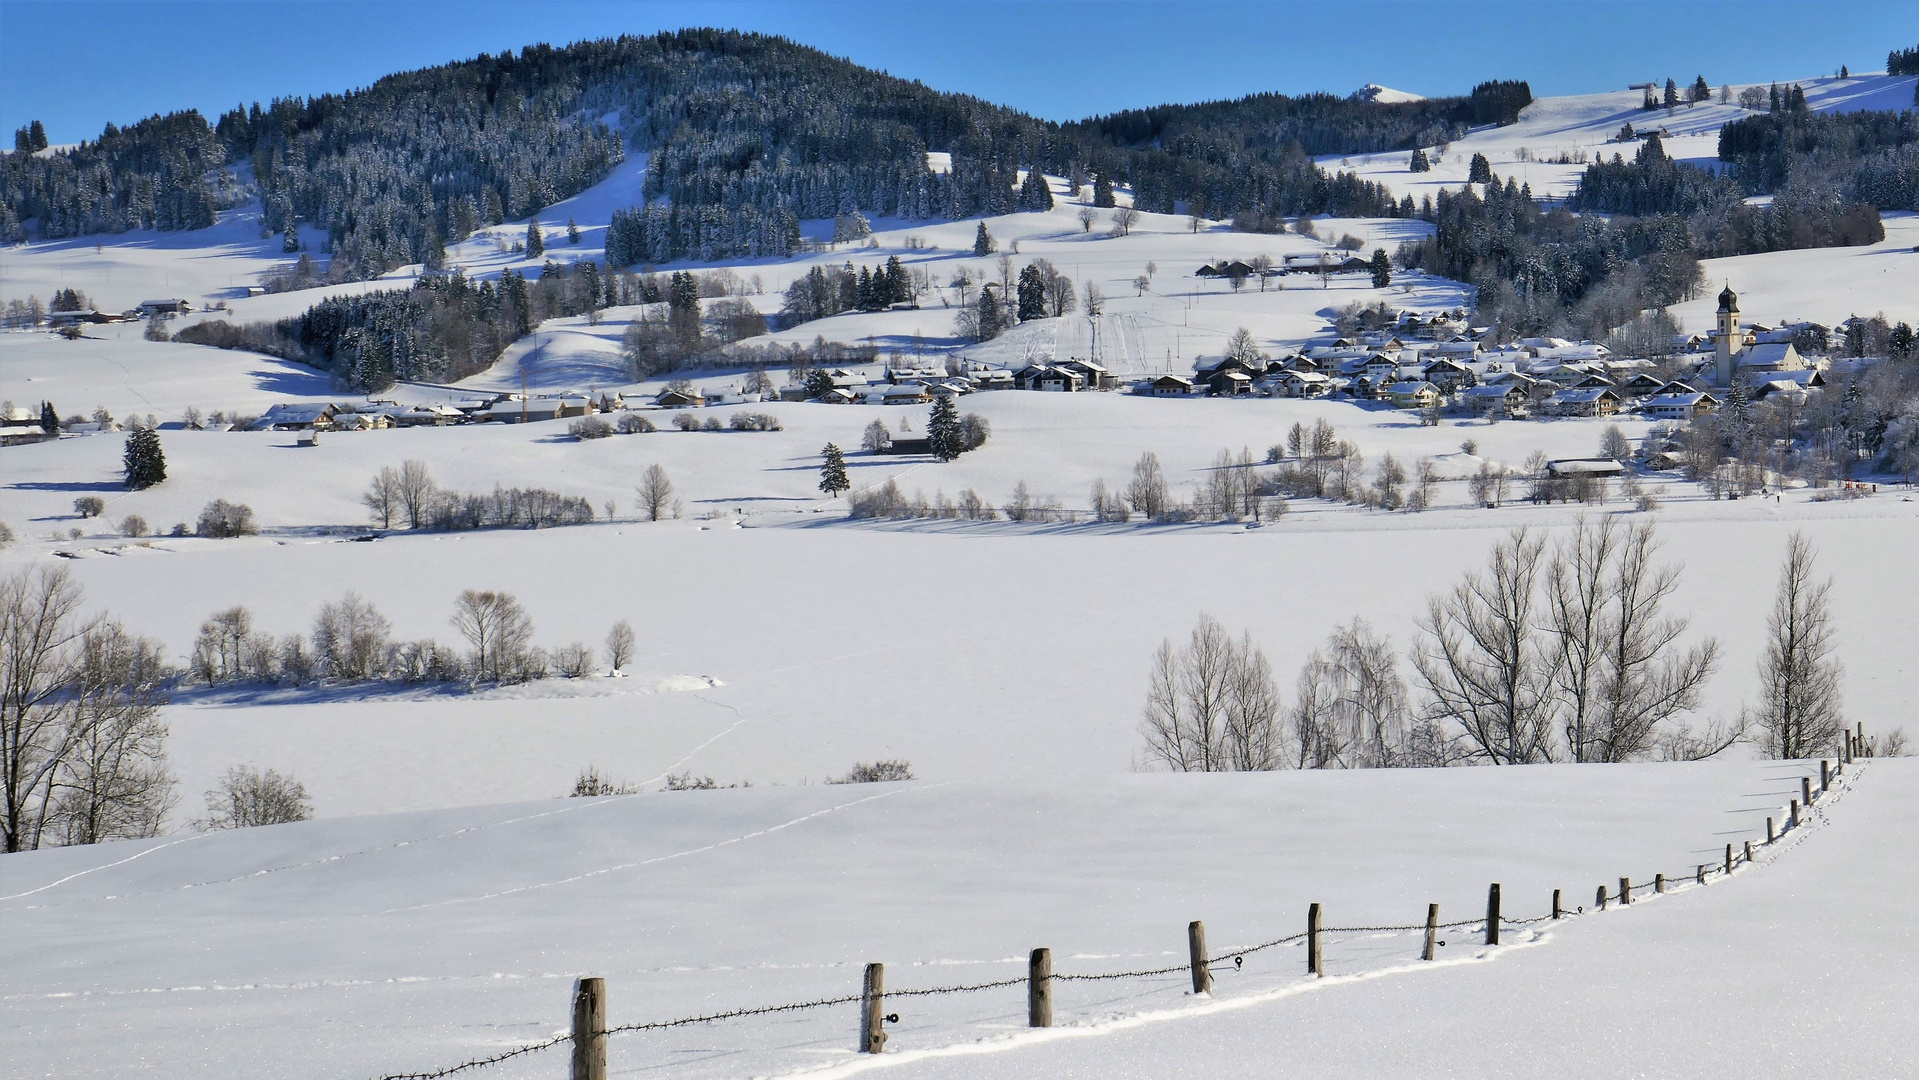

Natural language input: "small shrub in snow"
[672,412,700,431]
[571,767,638,797]
[701,416,723,432]
[569,415,613,440]
[831,760,915,784]
[196,766,311,830]
[169,522,190,537]
[615,413,656,434]
[664,772,719,791]
[195,500,258,538]
[553,642,595,678]
[118,514,149,537]
[73,496,105,518]
[0,523,14,548]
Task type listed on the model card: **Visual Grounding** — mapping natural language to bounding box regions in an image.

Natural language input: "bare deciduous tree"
[312,593,391,681]
[1414,528,1562,763]
[452,589,535,683]
[636,464,675,521]
[1751,532,1845,758]
[1109,206,1141,236]
[396,460,437,529]
[1140,614,1284,771]
[605,620,636,672]
[3,568,174,851]
[1290,620,1412,768]
[1124,451,1169,519]
[364,466,402,528]
[1076,207,1098,232]
[195,765,310,829]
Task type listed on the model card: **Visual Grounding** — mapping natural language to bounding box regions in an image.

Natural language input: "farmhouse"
[1460,382,1530,417]
[1546,387,1622,417]
[1145,374,1196,397]
[1642,391,1720,421]
[1384,380,1439,409]
[253,402,338,430]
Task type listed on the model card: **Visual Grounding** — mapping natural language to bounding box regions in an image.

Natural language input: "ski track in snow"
[383,783,954,912]
[0,832,209,901]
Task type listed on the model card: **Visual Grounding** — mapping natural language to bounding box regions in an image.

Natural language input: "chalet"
[1207,369,1255,396]
[1641,391,1719,421]
[1384,380,1440,410]
[1737,342,1806,375]
[1461,382,1530,417]
[137,298,193,316]
[1014,365,1083,392]
[884,434,933,455]
[1062,359,1118,390]
[1276,371,1333,398]
[970,369,1015,392]
[592,391,628,414]
[1617,372,1667,397]
[863,384,935,405]
[1362,354,1400,381]
[654,388,706,409]
[331,412,388,431]
[1421,358,1475,392]
[819,388,859,405]
[1146,374,1196,397]
[1545,387,1622,417]
[253,402,338,430]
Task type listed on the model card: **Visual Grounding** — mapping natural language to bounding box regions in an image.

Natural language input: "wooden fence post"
[1028,948,1052,1028]
[1619,876,1631,905]
[1745,840,1754,864]
[1802,776,1812,806]
[571,977,607,1080]
[1596,884,1607,911]
[1724,843,1733,874]
[1767,817,1775,843]
[1422,903,1438,961]
[1655,873,1665,895]
[1485,883,1501,945]
[1552,888,1563,920]
[1189,920,1212,994]
[1821,759,1830,792]
[1306,905,1323,977]
[1790,799,1799,828]
[861,963,886,1054]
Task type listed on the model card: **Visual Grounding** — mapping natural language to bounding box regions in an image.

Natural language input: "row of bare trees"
[1142,520,1855,771]
[190,592,637,689]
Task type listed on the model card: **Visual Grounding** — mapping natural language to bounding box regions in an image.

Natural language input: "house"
[1384,380,1440,410]
[654,388,706,409]
[1206,369,1255,396]
[331,412,388,431]
[1546,458,1627,478]
[1362,354,1400,381]
[883,434,933,455]
[253,402,338,430]
[1061,359,1118,390]
[1014,365,1083,392]
[969,369,1015,392]
[592,391,628,414]
[1545,387,1622,417]
[1276,371,1333,398]
[1642,391,1719,421]
[0,420,52,447]
[778,384,813,402]
[137,298,193,316]
[1145,374,1196,397]
[819,387,859,405]
[862,384,934,405]
[1617,372,1667,397]
[1421,358,1475,393]
[482,398,569,423]
[1461,382,1530,417]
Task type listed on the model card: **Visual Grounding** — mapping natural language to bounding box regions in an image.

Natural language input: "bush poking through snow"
[664,772,719,791]
[553,642,595,678]
[196,766,311,830]
[195,500,257,539]
[727,411,783,431]
[615,413,656,434]
[569,416,614,440]
[831,761,915,784]
[571,767,638,797]
[118,514,149,538]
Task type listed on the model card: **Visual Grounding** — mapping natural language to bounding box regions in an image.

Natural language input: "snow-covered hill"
[5,758,1897,1080]
[1350,84,1425,104]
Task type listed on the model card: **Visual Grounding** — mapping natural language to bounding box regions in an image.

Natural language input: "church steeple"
[1714,281,1741,387]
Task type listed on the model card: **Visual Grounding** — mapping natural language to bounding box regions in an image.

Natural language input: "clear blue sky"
[3,1,1915,142]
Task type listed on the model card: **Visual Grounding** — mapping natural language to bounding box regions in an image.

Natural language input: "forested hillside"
[2,29,1415,270]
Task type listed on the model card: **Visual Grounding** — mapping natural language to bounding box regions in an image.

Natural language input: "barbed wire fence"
[373,749,1868,1080]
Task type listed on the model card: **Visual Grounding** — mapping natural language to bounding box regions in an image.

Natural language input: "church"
[1712,283,1807,388]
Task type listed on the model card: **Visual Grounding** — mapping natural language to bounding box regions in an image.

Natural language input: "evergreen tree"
[805,369,836,398]
[28,120,47,151]
[1368,248,1392,289]
[1839,65,1849,79]
[1690,75,1711,103]
[1016,263,1047,321]
[973,221,995,256]
[40,401,59,434]
[283,222,299,253]
[1663,78,1680,110]
[975,286,1006,340]
[883,255,910,305]
[1769,83,1780,113]
[567,217,581,244]
[123,427,166,490]
[927,395,963,461]
[1617,122,1635,142]
[856,265,876,311]
[1408,148,1430,173]
[527,221,545,258]
[424,228,446,271]
[1093,173,1116,208]
[818,442,850,496]
[1468,153,1493,184]
[1643,87,1659,111]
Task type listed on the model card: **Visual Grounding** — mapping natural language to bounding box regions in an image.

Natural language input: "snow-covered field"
[5,758,1903,1080]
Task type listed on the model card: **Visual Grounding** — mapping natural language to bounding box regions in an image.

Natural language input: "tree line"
[1141,523,1868,772]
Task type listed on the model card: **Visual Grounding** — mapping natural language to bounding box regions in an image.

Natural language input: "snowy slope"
[1670,210,1919,333]
[1322,73,1919,203]
[1351,84,1425,104]
[2,759,1878,1080]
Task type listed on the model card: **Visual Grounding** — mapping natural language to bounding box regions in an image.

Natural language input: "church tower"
[1714,283,1740,387]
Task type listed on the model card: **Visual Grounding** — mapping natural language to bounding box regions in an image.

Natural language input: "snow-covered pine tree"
[123,428,166,490]
[1093,173,1116,208]
[283,221,299,253]
[1016,263,1046,321]
[527,221,545,257]
[819,443,850,496]
[973,221,995,256]
[1408,148,1430,172]
[567,217,581,244]
[1468,153,1493,184]
[927,395,963,461]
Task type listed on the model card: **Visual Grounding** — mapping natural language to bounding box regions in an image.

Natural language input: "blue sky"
[3,1,1915,141]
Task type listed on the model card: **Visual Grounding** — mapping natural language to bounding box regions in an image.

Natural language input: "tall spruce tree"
[1093,173,1116,208]
[1468,153,1493,184]
[283,222,299,253]
[527,221,545,257]
[40,401,59,434]
[1016,263,1046,321]
[927,395,963,461]
[973,221,995,256]
[818,442,850,496]
[1408,148,1430,173]
[1369,248,1392,289]
[123,427,166,489]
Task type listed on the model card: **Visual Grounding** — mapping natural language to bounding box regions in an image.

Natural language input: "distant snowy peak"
[1351,84,1426,104]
